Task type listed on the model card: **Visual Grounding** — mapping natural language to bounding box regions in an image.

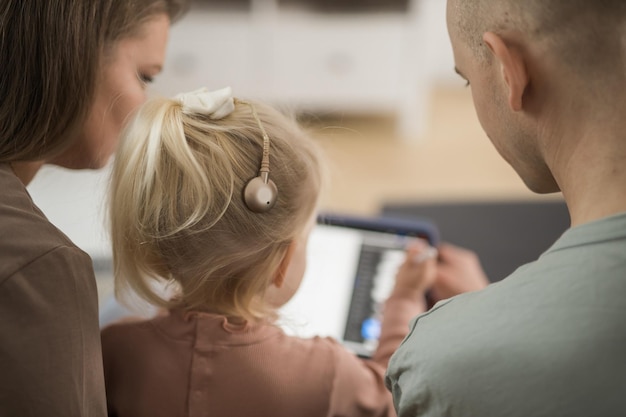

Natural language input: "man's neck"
[554,129,626,227]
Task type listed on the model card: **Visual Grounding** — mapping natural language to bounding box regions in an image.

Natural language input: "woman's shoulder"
[0,164,82,284]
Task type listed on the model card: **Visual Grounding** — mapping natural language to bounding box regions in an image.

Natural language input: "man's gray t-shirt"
[386,212,626,417]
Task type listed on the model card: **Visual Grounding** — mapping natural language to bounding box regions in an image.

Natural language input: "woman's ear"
[483,31,529,112]
[272,241,296,289]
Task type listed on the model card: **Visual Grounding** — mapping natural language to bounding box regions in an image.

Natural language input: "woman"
[0,1,189,415]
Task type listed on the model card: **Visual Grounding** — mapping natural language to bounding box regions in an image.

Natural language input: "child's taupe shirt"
[102,294,422,417]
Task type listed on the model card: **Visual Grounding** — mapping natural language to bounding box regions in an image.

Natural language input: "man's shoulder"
[387,261,626,417]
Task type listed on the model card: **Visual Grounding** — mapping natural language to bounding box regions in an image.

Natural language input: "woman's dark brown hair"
[0,0,189,163]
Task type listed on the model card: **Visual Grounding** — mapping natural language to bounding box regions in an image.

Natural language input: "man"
[385,1,626,416]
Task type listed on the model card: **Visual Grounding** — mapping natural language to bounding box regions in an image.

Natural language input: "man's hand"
[430,242,489,302]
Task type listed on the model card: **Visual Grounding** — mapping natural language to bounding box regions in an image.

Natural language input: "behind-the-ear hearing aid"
[238,100,278,213]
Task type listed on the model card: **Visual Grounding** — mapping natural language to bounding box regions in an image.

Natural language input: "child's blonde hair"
[109,93,324,321]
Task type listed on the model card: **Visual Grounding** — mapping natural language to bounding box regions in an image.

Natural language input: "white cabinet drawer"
[268,15,406,111]
[153,12,253,97]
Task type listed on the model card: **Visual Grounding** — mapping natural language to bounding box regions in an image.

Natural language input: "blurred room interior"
[27,0,569,303]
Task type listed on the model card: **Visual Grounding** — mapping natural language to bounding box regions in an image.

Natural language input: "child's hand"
[391,239,438,301]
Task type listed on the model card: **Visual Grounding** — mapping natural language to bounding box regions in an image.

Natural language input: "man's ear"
[272,241,296,289]
[483,31,529,111]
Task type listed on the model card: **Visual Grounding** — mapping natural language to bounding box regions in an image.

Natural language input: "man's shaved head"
[448,0,626,78]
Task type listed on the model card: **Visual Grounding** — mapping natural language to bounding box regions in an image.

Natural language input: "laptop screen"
[278,214,438,357]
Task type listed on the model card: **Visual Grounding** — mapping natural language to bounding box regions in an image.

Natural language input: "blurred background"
[27,0,569,304]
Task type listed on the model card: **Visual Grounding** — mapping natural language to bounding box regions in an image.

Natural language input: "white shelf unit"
[153,0,439,140]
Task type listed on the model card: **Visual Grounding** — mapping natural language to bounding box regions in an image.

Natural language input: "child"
[102,87,437,417]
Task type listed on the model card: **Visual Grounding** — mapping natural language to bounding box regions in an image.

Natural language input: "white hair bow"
[176,86,235,119]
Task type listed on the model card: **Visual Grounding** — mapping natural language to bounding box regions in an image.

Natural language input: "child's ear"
[483,31,529,112]
[272,241,296,289]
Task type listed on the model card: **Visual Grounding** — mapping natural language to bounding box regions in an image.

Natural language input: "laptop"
[278,213,439,358]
